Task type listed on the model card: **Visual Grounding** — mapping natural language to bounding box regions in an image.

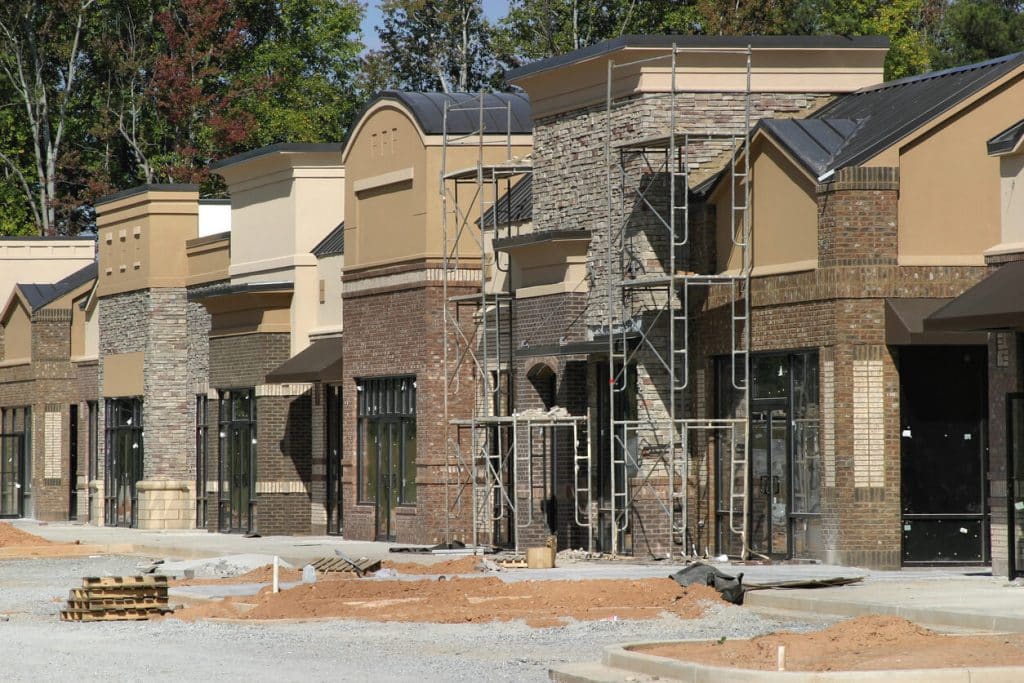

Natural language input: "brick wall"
[341,273,478,544]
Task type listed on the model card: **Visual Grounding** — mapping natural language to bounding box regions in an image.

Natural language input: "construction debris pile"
[60,575,173,622]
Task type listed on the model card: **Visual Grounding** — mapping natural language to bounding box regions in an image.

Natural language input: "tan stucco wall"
[716,137,818,274]
[0,300,31,364]
[990,153,1024,256]
[186,233,230,286]
[103,351,144,397]
[215,149,344,355]
[95,188,198,296]
[509,238,590,298]
[510,45,886,119]
[72,293,98,361]
[205,291,293,338]
[312,252,343,337]
[0,239,95,314]
[898,75,1024,265]
[342,100,531,274]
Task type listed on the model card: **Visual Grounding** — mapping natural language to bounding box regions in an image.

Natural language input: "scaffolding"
[594,46,754,558]
[439,94,588,550]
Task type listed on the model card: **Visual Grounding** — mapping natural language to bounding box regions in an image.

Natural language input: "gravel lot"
[0,555,827,682]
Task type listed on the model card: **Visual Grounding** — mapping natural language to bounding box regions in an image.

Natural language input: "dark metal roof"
[210,143,343,171]
[265,337,343,383]
[925,261,1024,331]
[94,184,198,206]
[757,119,860,176]
[16,261,97,311]
[313,222,345,257]
[506,35,889,81]
[804,51,1024,174]
[988,118,1024,155]
[349,91,532,144]
[480,175,532,228]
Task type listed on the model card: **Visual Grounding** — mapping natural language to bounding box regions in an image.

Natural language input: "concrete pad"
[549,641,1024,683]
[154,554,294,578]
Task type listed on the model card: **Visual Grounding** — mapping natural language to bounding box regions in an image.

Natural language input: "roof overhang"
[925,261,1024,332]
[265,337,343,383]
[886,298,987,345]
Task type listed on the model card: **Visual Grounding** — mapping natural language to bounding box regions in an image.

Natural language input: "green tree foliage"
[932,0,1024,69]
[374,0,495,92]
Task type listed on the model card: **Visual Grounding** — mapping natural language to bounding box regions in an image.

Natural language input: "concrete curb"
[556,639,1024,682]
[744,591,1024,633]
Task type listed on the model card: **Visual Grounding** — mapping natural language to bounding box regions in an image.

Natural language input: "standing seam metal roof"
[312,222,345,256]
[16,261,97,311]
[762,51,1024,176]
[479,175,532,227]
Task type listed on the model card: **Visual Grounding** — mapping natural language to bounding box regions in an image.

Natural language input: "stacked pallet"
[311,556,381,575]
[60,575,173,622]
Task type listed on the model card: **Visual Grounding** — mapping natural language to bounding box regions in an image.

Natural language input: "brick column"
[988,332,1022,576]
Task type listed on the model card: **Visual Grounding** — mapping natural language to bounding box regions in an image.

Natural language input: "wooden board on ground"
[60,607,172,622]
[61,575,173,622]
[497,559,528,569]
[311,556,381,574]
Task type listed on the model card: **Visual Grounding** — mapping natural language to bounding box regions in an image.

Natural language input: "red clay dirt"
[0,523,54,547]
[638,615,1024,672]
[170,576,721,628]
[381,556,482,574]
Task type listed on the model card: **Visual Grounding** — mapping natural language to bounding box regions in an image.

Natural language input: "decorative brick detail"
[44,411,62,479]
[852,359,885,488]
[822,359,836,487]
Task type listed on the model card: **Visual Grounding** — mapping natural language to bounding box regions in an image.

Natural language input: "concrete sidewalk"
[11,520,1024,633]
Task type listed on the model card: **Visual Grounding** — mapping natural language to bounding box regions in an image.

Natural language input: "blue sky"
[361,1,511,50]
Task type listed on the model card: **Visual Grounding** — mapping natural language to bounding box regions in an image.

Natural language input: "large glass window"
[104,397,143,527]
[0,406,30,518]
[357,376,416,541]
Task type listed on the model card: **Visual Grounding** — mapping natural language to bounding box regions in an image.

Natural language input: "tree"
[0,0,96,235]
[231,0,365,146]
[375,0,496,92]
[932,0,1024,69]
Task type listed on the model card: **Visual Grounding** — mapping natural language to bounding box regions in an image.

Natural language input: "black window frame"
[195,394,209,529]
[356,376,417,506]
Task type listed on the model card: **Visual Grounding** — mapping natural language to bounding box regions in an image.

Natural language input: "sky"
[361,0,511,51]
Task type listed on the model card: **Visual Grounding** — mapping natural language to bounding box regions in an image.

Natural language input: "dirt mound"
[171,576,720,628]
[382,556,481,575]
[638,615,1024,672]
[0,523,54,547]
[175,564,305,586]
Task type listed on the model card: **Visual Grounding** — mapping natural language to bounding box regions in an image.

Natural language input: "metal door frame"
[0,433,25,518]
[749,402,790,558]
[325,383,343,535]
[218,389,257,534]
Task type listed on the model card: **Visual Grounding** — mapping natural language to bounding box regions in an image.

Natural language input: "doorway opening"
[357,376,416,541]
[325,383,343,535]
[900,345,988,564]
[104,397,143,527]
[218,389,256,534]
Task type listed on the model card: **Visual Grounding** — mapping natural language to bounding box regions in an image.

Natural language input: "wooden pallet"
[311,556,381,574]
[60,607,172,622]
[496,559,528,569]
[61,576,173,622]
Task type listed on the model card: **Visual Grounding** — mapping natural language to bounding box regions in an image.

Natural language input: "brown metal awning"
[886,298,987,345]
[265,338,342,383]
[925,261,1024,332]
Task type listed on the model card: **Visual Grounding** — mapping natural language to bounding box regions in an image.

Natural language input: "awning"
[925,261,1024,332]
[885,298,987,345]
[265,338,342,383]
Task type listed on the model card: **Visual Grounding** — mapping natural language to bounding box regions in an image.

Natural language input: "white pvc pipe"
[272,555,280,593]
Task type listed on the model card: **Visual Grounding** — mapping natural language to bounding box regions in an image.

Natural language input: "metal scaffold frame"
[595,45,754,559]
[439,94,588,550]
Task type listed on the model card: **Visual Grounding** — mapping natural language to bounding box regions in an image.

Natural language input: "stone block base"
[88,480,104,526]
[136,479,194,530]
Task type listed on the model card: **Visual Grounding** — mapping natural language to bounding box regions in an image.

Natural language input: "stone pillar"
[136,480,193,529]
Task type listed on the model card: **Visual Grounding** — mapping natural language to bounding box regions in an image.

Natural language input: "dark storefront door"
[105,398,144,528]
[900,346,987,564]
[0,434,24,517]
[1008,393,1024,577]
[225,424,253,532]
[370,420,402,541]
[750,407,789,557]
[326,384,343,535]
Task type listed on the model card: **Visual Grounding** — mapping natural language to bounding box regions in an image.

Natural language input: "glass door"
[0,434,24,517]
[219,389,256,533]
[750,407,789,557]
[374,420,401,540]
[105,398,144,527]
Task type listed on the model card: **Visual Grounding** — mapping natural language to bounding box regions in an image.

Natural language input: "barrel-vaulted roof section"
[342,91,532,159]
